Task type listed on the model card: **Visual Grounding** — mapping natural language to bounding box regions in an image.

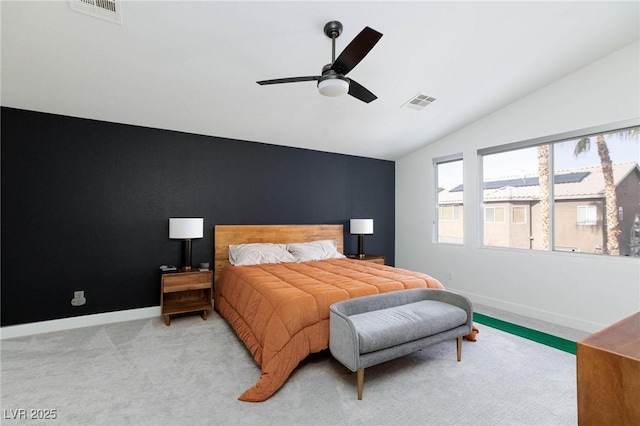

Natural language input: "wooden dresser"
[577,312,640,425]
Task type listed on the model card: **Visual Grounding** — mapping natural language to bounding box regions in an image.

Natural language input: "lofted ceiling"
[2,1,639,160]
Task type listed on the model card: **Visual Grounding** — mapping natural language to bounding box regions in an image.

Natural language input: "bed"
[213,224,453,402]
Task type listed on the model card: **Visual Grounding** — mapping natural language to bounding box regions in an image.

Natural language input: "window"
[435,156,463,244]
[512,206,527,224]
[481,146,541,249]
[479,122,640,256]
[485,207,505,223]
[552,126,640,255]
[577,206,597,225]
[439,205,461,221]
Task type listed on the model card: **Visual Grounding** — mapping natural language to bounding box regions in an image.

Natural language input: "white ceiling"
[2,1,639,160]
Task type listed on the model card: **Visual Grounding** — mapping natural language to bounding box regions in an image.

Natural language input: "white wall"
[396,40,640,333]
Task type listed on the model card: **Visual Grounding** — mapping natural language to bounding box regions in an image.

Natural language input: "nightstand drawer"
[162,272,212,292]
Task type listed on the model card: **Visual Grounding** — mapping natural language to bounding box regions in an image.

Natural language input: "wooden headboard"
[213,224,344,284]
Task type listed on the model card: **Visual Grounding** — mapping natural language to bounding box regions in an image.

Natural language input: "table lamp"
[350,219,374,258]
[169,218,203,271]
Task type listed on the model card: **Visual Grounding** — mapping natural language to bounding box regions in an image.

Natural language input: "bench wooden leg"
[357,368,364,400]
[456,336,462,362]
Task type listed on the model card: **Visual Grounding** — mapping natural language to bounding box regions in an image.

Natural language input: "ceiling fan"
[257,21,383,103]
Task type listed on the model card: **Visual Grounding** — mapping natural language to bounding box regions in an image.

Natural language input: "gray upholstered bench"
[329,288,473,400]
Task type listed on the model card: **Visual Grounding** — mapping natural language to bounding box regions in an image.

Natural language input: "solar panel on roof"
[553,172,590,184]
[483,177,538,190]
[448,171,590,192]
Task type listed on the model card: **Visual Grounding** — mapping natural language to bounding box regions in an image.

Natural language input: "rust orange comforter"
[214,258,444,402]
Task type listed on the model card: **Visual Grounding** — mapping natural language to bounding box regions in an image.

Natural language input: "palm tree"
[574,134,619,255]
[537,145,550,250]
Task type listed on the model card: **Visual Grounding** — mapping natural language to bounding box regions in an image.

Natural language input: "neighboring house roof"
[439,162,640,204]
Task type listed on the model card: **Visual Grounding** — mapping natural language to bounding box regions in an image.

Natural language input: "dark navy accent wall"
[1,107,395,326]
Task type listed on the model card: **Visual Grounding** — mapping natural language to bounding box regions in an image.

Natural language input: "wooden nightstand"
[346,254,385,265]
[161,269,213,326]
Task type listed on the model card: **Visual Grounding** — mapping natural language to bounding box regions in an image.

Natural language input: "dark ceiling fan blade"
[331,27,382,76]
[257,76,320,85]
[347,79,377,103]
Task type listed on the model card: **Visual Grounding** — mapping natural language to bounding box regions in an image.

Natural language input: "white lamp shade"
[318,78,349,97]
[169,218,203,239]
[350,219,374,235]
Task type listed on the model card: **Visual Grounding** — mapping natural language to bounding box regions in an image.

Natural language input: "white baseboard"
[0,306,162,340]
[452,289,603,333]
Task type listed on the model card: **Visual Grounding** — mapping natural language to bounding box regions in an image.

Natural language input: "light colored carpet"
[1,312,577,425]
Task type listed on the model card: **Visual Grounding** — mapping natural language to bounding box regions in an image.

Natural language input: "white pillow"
[228,243,297,266]
[287,240,345,262]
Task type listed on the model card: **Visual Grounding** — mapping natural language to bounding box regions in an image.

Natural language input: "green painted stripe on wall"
[473,312,577,355]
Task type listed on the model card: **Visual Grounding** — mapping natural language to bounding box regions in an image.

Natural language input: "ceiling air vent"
[69,0,122,25]
[402,93,436,111]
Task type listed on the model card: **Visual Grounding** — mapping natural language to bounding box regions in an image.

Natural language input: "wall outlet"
[71,290,86,306]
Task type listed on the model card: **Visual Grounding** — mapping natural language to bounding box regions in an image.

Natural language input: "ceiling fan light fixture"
[318,77,349,97]
[257,22,382,103]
